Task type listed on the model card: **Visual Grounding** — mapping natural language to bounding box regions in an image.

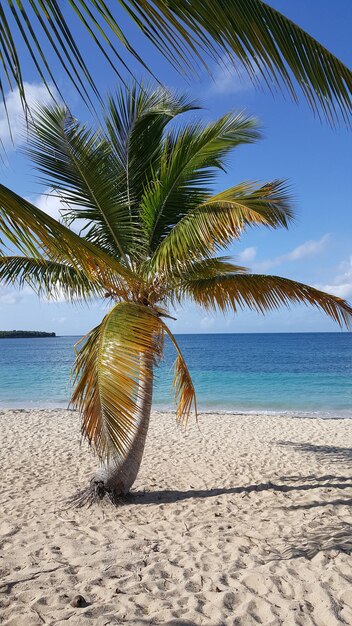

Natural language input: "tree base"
[68,360,153,509]
[67,476,128,508]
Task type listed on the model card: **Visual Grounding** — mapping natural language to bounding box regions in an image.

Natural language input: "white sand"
[1,409,352,625]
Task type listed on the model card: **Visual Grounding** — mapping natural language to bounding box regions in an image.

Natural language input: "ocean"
[0,333,351,417]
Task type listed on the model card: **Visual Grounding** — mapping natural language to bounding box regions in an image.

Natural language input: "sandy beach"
[2,409,352,625]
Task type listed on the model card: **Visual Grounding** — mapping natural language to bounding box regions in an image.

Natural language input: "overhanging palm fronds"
[1,1,352,127]
[180,273,352,329]
[70,302,164,461]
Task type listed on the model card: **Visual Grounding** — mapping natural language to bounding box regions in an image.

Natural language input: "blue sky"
[0,0,351,335]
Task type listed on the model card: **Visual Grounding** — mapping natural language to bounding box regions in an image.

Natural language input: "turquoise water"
[0,333,351,417]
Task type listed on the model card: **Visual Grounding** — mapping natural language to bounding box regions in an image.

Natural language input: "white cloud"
[0,289,22,305]
[32,191,63,222]
[0,82,56,151]
[317,256,352,300]
[284,236,330,262]
[200,316,215,330]
[254,235,330,272]
[208,60,255,96]
[52,316,67,324]
[322,284,352,299]
[237,247,257,264]
[28,190,87,234]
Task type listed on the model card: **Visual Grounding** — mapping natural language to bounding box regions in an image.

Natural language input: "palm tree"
[1,1,352,129]
[0,84,351,503]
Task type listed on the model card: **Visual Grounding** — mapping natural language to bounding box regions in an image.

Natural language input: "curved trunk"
[93,356,154,501]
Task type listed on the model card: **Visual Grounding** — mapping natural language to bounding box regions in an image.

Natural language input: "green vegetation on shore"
[0,330,56,338]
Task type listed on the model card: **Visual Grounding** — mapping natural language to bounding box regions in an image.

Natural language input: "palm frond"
[0,255,105,302]
[1,1,352,128]
[1,1,101,112]
[159,259,247,306]
[0,184,134,294]
[150,180,292,273]
[105,83,199,258]
[181,273,352,329]
[200,181,293,228]
[173,256,248,281]
[106,82,199,175]
[159,321,197,428]
[70,302,164,461]
[24,104,137,262]
[142,112,260,251]
[147,0,352,126]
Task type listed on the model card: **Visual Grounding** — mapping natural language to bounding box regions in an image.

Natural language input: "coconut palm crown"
[0,84,351,501]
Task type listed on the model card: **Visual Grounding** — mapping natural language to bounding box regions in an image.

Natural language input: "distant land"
[0,331,56,339]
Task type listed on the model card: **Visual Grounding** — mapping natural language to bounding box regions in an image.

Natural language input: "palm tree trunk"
[90,356,154,502]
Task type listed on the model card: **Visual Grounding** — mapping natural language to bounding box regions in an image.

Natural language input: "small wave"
[152,405,352,420]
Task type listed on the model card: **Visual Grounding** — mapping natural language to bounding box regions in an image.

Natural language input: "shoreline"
[2,408,352,624]
[1,405,352,420]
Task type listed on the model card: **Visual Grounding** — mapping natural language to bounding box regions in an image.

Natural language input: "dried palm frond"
[160,322,197,428]
[71,302,164,461]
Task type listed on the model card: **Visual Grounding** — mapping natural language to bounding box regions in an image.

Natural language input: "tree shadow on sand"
[264,441,352,560]
[121,440,352,561]
[126,476,352,506]
[124,441,352,506]
[277,440,352,465]
[124,479,352,561]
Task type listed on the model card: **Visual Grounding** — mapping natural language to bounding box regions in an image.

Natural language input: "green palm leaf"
[105,83,199,182]
[105,84,199,258]
[1,1,352,127]
[24,105,136,262]
[0,183,135,294]
[0,255,105,301]
[142,112,260,251]
[150,180,292,273]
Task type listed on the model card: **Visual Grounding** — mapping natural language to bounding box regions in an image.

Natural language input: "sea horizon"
[6,330,349,336]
